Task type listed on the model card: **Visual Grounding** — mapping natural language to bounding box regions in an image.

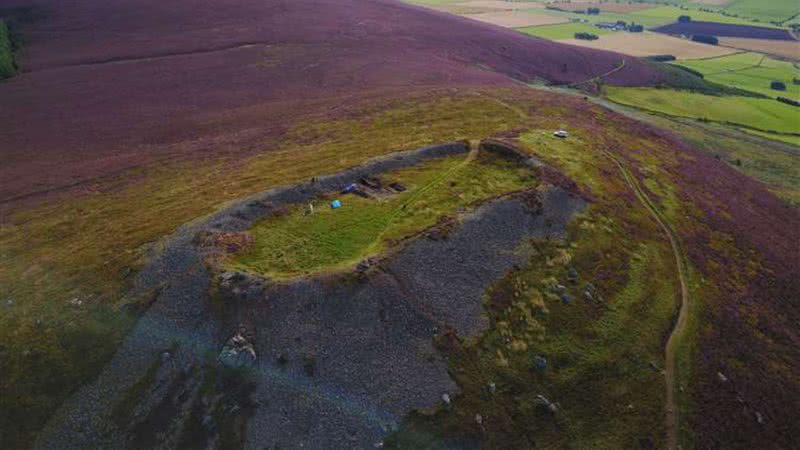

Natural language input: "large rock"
[218,327,257,368]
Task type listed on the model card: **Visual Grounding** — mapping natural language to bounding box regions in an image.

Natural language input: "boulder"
[533,355,548,371]
[218,328,257,368]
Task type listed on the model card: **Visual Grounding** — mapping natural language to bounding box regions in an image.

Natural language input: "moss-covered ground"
[231,151,535,279]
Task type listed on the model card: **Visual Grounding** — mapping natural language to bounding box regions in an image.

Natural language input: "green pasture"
[676,52,800,99]
[720,0,800,24]
[605,86,800,135]
[518,22,613,40]
[231,152,534,279]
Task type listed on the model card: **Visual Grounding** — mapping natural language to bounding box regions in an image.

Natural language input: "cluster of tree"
[777,96,800,107]
[574,32,599,41]
[647,55,677,62]
[678,15,691,23]
[770,81,787,91]
[586,7,600,15]
[691,34,719,45]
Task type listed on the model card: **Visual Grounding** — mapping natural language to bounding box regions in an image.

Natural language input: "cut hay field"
[547,1,657,14]
[518,22,614,40]
[452,0,530,9]
[605,86,800,135]
[717,37,800,60]
[560,32,738,58]
[675,52,800,99]
[539,5,789,28]
[720,0,800,23]
[464,10,569,27]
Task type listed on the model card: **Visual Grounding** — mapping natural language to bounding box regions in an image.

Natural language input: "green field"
[676,53,800,100]
[231,151,534,279]
[720,0,800,24]
[0,20,15,79]
[527,4,787,29]
[518,22,613,40]
[605,86,800,136]
[635,0,799,24]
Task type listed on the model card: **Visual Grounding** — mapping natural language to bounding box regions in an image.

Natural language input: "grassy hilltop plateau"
[1,0,798,449]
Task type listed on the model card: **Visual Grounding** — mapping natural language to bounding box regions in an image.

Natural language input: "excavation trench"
[35,142,585,450]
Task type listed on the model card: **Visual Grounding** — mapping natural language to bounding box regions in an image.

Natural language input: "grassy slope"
[518,22,613,40]
[0,20,15,79]
[387,113,691,449]
[232,153,534,279]
[0,88,529,449]
[568,83,800,204]
[675,52,800,100]
[722,0,800,23]
[605,86,799,134]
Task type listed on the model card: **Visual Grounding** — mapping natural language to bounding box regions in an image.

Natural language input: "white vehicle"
[554,130,569,138]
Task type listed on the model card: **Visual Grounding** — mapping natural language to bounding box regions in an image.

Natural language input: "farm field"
[518,22,614,40]
[717,37,800,60]
[535,5,790,29]
[605,86,800,134]
[546,1,658,14]
[654,21,797,40]
[675,52,800,99]
[464,10,568,27]
[559,32,738,58]
[720,0,800,23]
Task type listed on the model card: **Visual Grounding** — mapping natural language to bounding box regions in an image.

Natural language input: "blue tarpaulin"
[330,199,342,209]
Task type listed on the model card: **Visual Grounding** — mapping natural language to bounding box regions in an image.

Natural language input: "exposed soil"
[0,0,667,208]
[33,142,585,449]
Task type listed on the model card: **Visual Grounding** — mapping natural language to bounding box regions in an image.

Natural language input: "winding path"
[603,149,690,450]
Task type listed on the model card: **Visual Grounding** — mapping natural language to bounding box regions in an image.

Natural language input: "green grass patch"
[517,22,613,40]
[526,4,787,29]
[720,0,800,24]
[0,20,16,79]
[675,52,800,100]
[230,152,535,279]
[605,86,800,134]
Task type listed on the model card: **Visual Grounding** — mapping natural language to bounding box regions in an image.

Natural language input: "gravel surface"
[35,142,585,449]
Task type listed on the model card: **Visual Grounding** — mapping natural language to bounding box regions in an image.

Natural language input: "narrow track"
[603,149,690,450]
